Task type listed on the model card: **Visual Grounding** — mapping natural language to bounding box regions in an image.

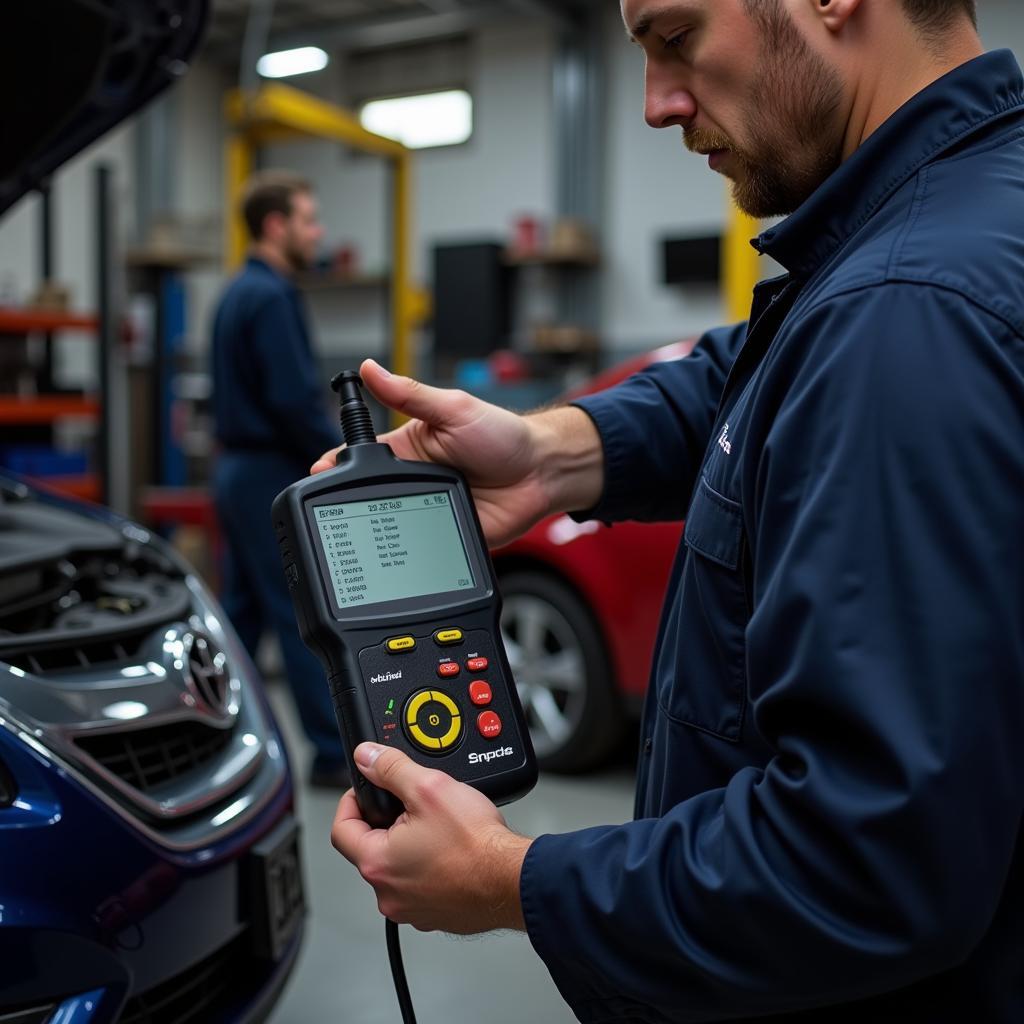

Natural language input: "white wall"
[260,18,557,364]
[176,58,233,352]
[980,3,1024,52]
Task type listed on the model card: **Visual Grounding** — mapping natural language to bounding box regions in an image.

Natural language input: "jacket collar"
[754,49,1024,277]
[246,255,296,290]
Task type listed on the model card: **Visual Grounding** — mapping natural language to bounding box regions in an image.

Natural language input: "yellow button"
[405,690,435,726]
[429,690,461,718]
[437,716,463,749]
[433,628,463,646]
[387,635,416,653]
[407,724,442,750]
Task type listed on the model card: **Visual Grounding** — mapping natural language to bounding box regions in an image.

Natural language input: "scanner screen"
[314,491,475,609]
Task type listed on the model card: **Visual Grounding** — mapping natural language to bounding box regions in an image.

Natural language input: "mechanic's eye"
[664,32,689,50]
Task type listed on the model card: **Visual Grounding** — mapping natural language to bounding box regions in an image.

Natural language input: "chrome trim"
[0,572,290,849]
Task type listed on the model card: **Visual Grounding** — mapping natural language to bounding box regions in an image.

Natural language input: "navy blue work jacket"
[211,257,338,467]
[521,50,1024,1023]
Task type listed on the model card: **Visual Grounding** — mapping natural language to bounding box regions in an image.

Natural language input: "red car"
[494,340,696,772]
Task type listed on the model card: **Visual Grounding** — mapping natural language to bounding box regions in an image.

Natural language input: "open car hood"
[0,0,209,217]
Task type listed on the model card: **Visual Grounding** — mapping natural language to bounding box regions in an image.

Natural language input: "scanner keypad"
[359,626,515,766]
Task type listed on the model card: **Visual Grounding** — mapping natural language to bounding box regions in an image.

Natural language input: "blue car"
[0,477,304,1023]
[0,5,305,1016]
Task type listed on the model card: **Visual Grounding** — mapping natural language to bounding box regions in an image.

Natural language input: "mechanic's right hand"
[310,359,558,548]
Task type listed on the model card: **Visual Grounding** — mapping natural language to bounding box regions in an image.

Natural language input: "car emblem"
[183,631,231,717]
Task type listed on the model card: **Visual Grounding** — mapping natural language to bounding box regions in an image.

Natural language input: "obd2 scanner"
[273,371,537,1021]
[272,371,536,826]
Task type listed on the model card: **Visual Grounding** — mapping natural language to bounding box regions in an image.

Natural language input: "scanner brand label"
[468,746,514,765]
[370,670,403,684]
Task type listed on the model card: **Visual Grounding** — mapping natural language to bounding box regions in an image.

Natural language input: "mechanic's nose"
[644,64,696,129]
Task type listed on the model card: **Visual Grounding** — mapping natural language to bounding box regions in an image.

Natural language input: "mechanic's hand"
[332,742,531,934]
[311,359,559,547]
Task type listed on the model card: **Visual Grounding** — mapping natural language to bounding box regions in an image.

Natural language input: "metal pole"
[95,164,113,507]
[552,8,603,341]
[39,181,55,392]
[240,0,276,94]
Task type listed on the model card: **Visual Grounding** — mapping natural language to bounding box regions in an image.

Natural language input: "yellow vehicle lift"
[224,82,429,385]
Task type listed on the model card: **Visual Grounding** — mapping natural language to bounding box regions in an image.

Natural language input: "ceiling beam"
[500,0,577,31]
[204,0,591,63]
[266,9,501,55]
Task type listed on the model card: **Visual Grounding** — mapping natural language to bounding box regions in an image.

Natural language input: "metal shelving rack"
[0,165,119,505]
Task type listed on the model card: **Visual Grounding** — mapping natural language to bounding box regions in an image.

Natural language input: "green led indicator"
[385,699,395,715]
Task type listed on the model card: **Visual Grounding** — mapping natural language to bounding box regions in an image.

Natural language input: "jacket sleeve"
[570,323,747,523]
[250,293,340,464]
[520,284,1024,1022]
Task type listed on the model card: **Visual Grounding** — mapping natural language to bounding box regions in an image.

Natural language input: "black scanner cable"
[331,372,418,1024]
[386,918,418,1024]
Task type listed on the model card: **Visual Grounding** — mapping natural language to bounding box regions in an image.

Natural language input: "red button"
[468,681,492,706]
[466,657,488,672]
[477,711,502,739]
[437,662,460,678]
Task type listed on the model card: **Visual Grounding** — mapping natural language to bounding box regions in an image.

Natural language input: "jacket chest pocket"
[655,476,749,741]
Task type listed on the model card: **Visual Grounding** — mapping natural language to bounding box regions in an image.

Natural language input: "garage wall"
[175,58,233,353]
[0,4,1019,375]
[0,125,136,387]
[259,18,557,363]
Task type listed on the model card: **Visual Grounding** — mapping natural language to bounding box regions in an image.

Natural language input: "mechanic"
[323,1,1024,1019]
[211,171,348,788]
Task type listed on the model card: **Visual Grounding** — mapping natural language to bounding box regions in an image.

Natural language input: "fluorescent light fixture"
[257,46,329,79]
[360,90,473,149]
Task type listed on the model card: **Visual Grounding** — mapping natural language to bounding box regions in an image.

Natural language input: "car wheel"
[499,570,621,773]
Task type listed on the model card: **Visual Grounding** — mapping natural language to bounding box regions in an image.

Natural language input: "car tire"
[498,570,622,773]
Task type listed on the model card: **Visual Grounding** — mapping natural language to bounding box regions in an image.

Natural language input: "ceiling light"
[256,46,329,79]
[360,90,473,149]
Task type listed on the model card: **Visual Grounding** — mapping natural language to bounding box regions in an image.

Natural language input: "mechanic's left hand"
[331,742,532,934]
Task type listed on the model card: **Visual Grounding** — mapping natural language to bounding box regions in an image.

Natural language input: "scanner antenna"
[331,370,378,447]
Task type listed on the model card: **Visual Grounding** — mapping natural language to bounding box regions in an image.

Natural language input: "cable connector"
[331,370,378,448]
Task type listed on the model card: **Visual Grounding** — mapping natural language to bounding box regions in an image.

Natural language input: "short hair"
[241,171,312,241]
[901,0,977,33]
[743,0,977,34]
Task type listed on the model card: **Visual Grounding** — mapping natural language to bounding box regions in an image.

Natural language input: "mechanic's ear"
[810,0,862,34]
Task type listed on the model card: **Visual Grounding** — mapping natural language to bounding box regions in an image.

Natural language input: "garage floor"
[264,678,637,1024]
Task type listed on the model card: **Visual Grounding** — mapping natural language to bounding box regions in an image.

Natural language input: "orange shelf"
[0,396,99,423]
[0,308,99,334]
[26,474,101,502]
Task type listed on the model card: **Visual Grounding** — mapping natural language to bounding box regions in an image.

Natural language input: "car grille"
[118,933,247,1024]
[75,720,234,793]
[4,631,149,675]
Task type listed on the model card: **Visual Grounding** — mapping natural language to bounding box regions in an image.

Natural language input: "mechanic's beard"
[284,234,312,273]
[707,11,845,218]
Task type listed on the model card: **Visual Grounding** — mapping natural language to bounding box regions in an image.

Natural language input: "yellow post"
[224,131,253,271]
[391,152,413,383]
[223,84,424,423]
[722,200,762,323]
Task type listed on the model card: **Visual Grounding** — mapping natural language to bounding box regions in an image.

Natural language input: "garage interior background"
[0,2,1020,1022]
[1,1,1020,513]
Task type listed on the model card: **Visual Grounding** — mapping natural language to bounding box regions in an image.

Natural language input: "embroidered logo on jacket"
[717,424,732,455]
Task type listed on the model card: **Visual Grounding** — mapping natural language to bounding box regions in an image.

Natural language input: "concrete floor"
[264,679,637,1024]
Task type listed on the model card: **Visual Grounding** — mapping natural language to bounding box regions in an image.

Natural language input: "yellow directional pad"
[404,689,463,753]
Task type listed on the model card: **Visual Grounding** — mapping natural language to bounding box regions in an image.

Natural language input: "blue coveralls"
[521,50,1024,1022]
[211,257,343,770]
